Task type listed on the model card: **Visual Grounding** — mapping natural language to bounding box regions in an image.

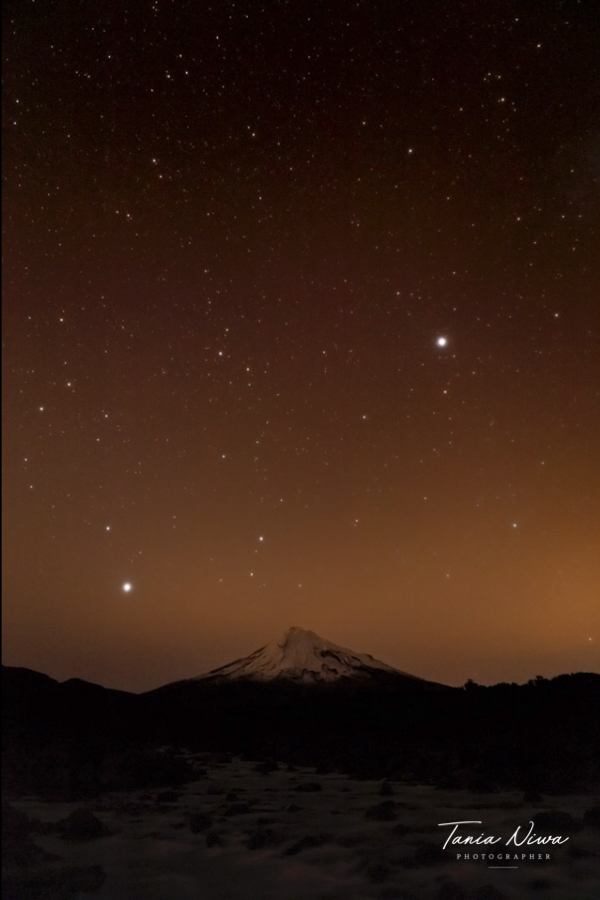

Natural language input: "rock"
[205,830,225,847]
[294,781,322,792]
[2,803,50,866]
[284,804,302,813]
[254,760,279,773]
[55,809,112,841]
[584,806,600,829]
[435,775,463,790]
[380,780,394,796]
[283,833,331,855]
[365,861,394,883]
[225,791,239,801]
[567,844,595,860]
[223,803,251,816]
[286,763,297,772]
[116,801,151,816]
[522,789,544,804]
[315,761,336,774]
[349,769,379,781]
[532,810,579,832]
[474,886,507,900]
[2,864,105,897]
[3,803,33,840]
[365,800,397,821]
[156,790,180,803]
[189,813,213,833]
[413,841,451,866]
[378,889,417,900]
[198,751,230,765]
[246,828,281,850]
[467,775,498,794]
[434,883,467,900]
[339,832,372,848]
[100,747,195,792]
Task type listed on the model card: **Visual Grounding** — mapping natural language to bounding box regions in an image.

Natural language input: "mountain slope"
[168,626,430,686]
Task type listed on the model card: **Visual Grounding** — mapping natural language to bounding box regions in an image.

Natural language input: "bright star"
[122,582,132,592]
[436,336,448,347]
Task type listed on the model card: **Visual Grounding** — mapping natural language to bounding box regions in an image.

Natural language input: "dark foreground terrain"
[4,667,599,797]
[4,755,600,900]
[3,667,600,898]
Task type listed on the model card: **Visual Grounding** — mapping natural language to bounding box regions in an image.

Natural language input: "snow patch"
[194,627,420,684]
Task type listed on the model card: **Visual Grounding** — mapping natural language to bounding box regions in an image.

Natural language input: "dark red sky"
[3,0,599,692]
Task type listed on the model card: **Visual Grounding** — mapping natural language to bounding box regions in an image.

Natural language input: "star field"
[2,0,599,690]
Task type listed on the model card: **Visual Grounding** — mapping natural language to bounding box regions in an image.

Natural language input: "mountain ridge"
[157,626,438,688]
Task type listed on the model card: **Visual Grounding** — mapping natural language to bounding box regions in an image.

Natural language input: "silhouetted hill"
[141,670,600,791]
[2,666,188,799]
[2,665,141,740]
[3,662,599,798]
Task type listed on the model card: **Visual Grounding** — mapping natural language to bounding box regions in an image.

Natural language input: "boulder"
[584,806,600,829]
[413,841,451,866]
[246,828,281,850]
[532,810,579,832]
[55,809,112,841]
[189,813,213,833]
[364,800,397,821]
[283,833,331,855]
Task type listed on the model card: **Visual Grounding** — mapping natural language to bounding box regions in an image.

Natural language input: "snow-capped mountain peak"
[195,626,421,684]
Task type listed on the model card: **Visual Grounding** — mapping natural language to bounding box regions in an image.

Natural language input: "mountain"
[158,626,438,687]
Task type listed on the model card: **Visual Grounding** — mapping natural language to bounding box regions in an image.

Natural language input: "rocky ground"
[4,754,599,900]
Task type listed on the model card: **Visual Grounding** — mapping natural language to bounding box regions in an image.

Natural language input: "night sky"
[3,0,599,692]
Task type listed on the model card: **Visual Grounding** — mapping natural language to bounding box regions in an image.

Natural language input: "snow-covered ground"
[174,625,421,684]
[11,755,600,900]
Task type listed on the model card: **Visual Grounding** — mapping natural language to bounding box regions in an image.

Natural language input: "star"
[3,0,596,695]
